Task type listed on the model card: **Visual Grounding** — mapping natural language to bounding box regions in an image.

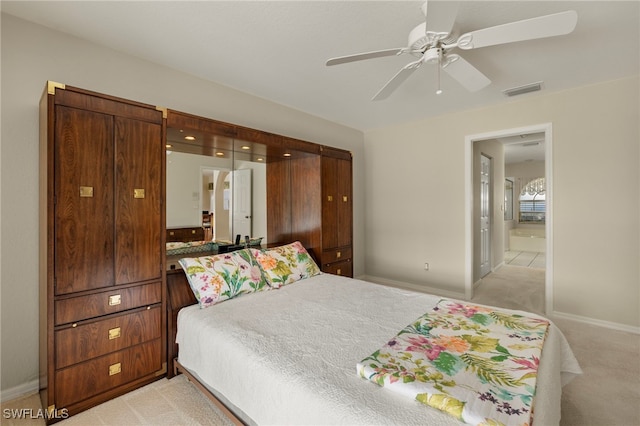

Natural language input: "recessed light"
[256,158,264,162]
[216,152,224,156]
[184,135,196,141]
[283,153,291,157]
[165,144,172,148]
[241,146,251,150]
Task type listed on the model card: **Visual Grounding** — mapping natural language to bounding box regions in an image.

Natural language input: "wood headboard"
[166,268,197,377]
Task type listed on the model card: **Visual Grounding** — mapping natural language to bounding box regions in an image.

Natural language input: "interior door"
[232,168,252,239]
[479,154,492,277]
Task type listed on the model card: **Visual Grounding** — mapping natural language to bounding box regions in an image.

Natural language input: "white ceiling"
[499,132,545,164]
[3,1,639,135]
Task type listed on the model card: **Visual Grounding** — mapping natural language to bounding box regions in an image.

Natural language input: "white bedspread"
[177,274,581,425]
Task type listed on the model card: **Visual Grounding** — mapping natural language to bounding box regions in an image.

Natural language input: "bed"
[169,242,582,426]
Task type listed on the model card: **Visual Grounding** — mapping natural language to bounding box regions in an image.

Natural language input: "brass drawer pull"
[343,196,348,202]
[108,327,121,340]
[327,195,333,202]
[108,294,121,306]
[336,251,341,259]
[337,268,342,275]
[109,362,121,376]
[133,189,145,199]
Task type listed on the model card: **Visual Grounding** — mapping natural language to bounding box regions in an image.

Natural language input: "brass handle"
[169,231,175,236]
[133,189,145,199]
[336,251,341,259]
[108,327,121,340]
[79,186,94,197]
[343,196,348,202]
[191,230,196,234]
[108,294,121,306]
[337,268,342,275]
[109,362,121,376]
[327,195,333,202]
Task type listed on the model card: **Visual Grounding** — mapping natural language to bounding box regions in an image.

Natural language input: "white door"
[232,168,252,240]
[479,154,492,277]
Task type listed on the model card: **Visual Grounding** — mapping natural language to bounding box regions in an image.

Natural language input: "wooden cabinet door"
[115,117,162,285]
[322,155,352,250]
[54,107,115,295]
[321,156,339,249]
[336,157,352,248]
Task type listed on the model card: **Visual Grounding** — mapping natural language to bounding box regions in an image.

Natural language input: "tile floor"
[504,250,545,269]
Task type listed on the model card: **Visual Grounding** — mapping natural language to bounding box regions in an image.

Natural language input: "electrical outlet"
[424,263,429,271]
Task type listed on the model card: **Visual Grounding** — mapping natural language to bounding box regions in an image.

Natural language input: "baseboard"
[360,275,465,299]
[492,261,505,272]
[550,310,640,335]
[0,379,39,403]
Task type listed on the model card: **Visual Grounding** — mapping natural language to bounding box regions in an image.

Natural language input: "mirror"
[166,128,268,245]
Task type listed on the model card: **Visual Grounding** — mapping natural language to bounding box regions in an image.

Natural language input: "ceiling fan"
[326,1,578,100]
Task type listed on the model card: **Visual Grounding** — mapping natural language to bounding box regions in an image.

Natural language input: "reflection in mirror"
[166,129,268,245]
[166,151,232,238]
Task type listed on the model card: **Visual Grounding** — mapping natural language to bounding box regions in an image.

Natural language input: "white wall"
[364,76,639,331]
[0,14,365,397]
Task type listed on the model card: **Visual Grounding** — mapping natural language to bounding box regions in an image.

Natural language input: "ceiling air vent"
[502,81,543,97]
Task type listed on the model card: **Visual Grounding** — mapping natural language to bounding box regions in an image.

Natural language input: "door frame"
[464,123,553,314]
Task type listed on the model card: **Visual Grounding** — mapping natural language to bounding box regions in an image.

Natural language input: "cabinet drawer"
[55,306,161,369]
[55,339,162,409]
[55,282,161,325]
[322,259,353,277]
[322,247,352,265]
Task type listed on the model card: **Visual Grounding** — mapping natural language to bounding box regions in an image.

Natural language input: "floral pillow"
[179,249,267,308]
[251,241,321,288]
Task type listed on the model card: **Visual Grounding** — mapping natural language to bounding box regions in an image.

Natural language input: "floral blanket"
[357,299,550,426]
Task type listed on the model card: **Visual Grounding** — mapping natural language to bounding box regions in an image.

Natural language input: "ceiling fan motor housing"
[423,47,442,64]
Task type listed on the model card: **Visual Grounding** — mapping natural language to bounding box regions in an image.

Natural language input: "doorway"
[465,123,553,314]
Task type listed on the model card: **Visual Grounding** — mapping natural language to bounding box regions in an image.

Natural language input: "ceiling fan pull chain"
[436,56,443,95]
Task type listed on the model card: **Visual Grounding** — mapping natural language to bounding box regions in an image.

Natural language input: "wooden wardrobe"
[267,144,353,277]
[39,82,166,421]
[38,83,353,420]
[165,110,354,276]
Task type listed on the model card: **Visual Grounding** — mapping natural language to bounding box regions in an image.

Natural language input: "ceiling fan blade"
[326,48,405,66]
[372,60,422,101]
[442,55,490,92]
[456,10,578,50]
[424,0,459,35]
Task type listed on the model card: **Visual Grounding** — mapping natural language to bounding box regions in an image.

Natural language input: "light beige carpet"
[473,264,640,426]
[4,265,638,425]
